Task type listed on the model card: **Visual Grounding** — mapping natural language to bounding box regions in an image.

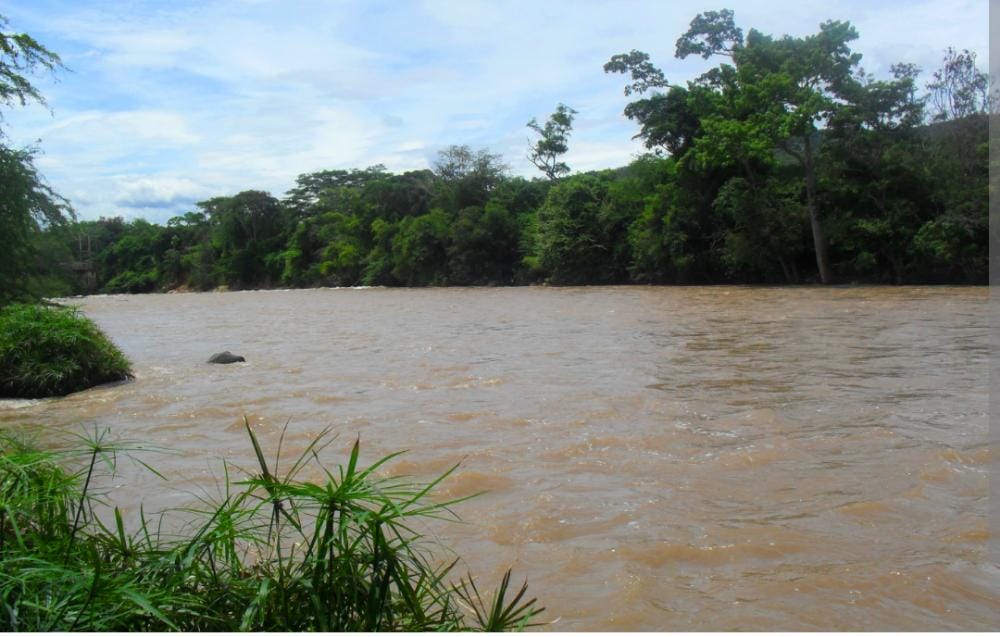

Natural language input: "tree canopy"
[602,9,974,285]
[0,10,989,299]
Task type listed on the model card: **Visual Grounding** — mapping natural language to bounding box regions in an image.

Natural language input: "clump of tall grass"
[0,303,133,398]
[0,421,541,631]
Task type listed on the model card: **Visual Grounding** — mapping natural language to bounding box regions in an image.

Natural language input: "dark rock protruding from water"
[207,351,245,364]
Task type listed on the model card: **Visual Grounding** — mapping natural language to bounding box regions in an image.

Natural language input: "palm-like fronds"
[0,422,541,631]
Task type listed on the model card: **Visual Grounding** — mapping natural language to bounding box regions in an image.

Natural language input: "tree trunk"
[778,256,793,284]
[803,136,832,284]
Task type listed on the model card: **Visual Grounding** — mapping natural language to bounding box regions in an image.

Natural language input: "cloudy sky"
[1,0,989,223]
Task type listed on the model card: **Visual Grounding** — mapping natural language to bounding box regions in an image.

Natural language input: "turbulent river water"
[1,286,995,630]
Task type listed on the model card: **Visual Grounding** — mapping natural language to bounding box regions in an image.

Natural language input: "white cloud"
[101,30,196,69]
[564,139,646,175]
[40,110,199,147]
[114,176,213,210]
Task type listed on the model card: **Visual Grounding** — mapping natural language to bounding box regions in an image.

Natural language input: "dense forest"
[3,11,990,304]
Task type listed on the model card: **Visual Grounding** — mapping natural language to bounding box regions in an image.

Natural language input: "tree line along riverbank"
[20,106,989,298]
[3,11,989,306]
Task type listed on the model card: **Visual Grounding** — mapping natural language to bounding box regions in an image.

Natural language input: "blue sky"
[1,0,989,223]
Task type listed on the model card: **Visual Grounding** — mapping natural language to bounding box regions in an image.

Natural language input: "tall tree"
[526,103,577,180]
[690,13,862,284]
[607,10,872,283]
[0,14,71,304]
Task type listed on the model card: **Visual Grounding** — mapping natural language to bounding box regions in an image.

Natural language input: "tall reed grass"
[0,421,541,631]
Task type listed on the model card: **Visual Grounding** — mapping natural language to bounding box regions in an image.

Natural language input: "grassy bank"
[0,422,540,631]
[0,303,133,398]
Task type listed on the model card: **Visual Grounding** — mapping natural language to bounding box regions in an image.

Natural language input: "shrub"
[0,303,133,398]
[0,423,542,631]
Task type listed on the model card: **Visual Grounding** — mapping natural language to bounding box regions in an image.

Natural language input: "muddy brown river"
[0,286,995,630]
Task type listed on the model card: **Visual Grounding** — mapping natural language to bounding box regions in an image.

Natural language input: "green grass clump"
[0,422,542,631]
[0,303,133,398]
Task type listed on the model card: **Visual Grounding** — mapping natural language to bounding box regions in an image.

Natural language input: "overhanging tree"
[0,15,72,304]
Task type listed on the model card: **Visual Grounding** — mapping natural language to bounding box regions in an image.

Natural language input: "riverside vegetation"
[0,303,132,398]
[1,10,989,305]
[0,422,541,631]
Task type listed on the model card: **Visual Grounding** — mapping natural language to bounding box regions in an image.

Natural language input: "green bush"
[0,423,542,631]
[0,304,133,398]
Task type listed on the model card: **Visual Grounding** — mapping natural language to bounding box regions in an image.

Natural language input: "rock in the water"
[208,351,245,364]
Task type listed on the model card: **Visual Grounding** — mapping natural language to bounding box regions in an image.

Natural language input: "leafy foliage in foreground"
[0,424,542,631]
[0,304,133,398]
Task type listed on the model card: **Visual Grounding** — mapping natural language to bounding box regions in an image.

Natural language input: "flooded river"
[0,286,994,630]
